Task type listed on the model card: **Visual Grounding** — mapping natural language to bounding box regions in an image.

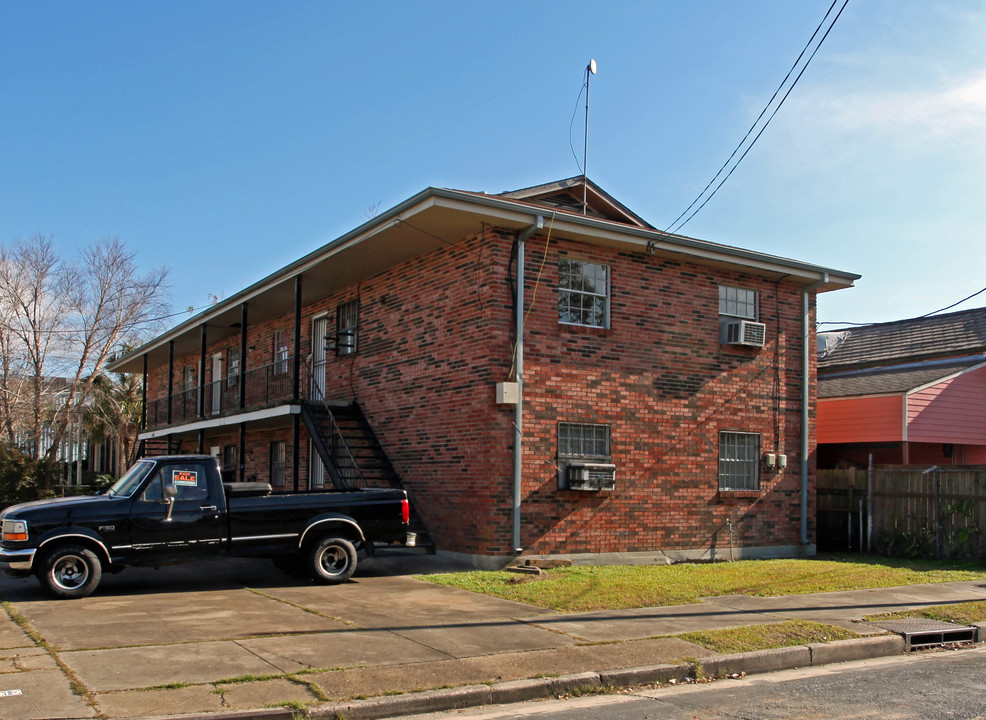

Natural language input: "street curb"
[598,661,693,689]
[809,634,905,665]
[313,685,493,720]
[697,646,811,679]
[159,635,913,720]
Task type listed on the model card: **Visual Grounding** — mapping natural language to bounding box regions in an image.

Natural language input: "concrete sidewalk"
[0,554,983,720]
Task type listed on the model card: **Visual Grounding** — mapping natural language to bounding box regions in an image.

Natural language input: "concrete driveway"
[0,552,570,719]
[2,553,983,720]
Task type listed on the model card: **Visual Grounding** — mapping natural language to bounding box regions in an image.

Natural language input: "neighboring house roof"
[818,307,986,371]
[109,177,859,374]
[819,357,986,398]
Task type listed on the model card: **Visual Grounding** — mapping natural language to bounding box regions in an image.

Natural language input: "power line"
[666,0,850,235]
[817,286,986,327]
[920,286,986,317]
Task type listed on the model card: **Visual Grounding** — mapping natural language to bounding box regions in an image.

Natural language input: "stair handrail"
[300,360,367,488]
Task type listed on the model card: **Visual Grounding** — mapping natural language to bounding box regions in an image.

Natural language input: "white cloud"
[814,71,986,143]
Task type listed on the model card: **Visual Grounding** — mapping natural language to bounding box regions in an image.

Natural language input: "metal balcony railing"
[144,358,297,430]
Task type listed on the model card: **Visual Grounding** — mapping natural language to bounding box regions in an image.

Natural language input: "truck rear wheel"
[37,543,102,599]
[308,536,356,583]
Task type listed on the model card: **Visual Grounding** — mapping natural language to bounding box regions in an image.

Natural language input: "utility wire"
[919,286,986,318]
[666,0,849,235]
[569,75,588,175]
[818,285,986,327]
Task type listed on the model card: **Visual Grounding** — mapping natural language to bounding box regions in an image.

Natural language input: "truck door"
[128,461,223,561]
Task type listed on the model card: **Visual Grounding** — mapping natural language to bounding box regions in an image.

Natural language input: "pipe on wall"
[512,216,544,555]
[801,273,828,546]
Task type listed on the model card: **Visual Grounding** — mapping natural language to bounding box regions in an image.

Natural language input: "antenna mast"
[583,58,597,215]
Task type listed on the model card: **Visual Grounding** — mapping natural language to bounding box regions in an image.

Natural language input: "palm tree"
[84,371,143,478]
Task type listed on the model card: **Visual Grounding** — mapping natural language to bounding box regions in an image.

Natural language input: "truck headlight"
[2,519,28,542]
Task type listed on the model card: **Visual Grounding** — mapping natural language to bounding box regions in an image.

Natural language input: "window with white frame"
[558,258,609,328]
[183,365,196,391]
[336,299,358,355]
[718,286,758,320]
[558,422,611,460]
[718,431,760,491]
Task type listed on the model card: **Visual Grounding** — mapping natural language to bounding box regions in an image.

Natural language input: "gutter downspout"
[512,216,544,555]
[801,273,828,548]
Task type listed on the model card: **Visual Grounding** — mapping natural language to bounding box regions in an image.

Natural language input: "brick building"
[109,178,858,566]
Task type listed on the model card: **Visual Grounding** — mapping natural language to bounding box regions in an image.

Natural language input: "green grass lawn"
[679,620,864,654]
[867,600,986,626]
[420,556,986,613]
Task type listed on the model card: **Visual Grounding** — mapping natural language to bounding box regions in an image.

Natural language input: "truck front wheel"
[37,543,102,599]
[308,536,356,583]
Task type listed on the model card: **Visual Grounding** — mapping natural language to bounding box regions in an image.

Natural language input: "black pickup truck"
[0,455,411,599]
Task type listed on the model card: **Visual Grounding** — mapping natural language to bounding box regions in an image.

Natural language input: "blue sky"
[3,1,985,330]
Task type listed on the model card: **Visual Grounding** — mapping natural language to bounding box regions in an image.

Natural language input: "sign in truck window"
[172,470,198,486]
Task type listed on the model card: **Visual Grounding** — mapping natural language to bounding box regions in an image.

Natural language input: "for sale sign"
[172,470,198,486]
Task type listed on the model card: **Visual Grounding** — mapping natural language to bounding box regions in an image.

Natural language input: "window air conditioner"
[722,320,766,348]
[565,462,616,491]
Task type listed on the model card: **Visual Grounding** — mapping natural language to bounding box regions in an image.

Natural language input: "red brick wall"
[317,228,815,557]
[318,229,515,552]
[141,224,817,559]
[517,238,813,555]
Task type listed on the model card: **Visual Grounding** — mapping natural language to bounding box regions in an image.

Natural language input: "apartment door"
[211,353,223,414]
[311,315,328,401]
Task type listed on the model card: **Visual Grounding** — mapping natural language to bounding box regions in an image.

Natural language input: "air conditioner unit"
[722,320,766,348]
[565,462,616,491]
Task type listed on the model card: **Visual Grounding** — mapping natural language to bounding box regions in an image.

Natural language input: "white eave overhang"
[109,186,859,374]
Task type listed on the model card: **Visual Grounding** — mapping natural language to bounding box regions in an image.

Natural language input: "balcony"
[146,359,299,430]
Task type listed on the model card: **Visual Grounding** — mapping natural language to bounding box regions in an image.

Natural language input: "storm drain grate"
[867,618,978,651]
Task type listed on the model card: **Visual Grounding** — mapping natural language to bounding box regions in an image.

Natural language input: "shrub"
[0,443,58,510]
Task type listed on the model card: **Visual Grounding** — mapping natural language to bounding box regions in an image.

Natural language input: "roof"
[496,176,653,229]
[109,177,859,374]
[819,357,986,398]
[818,307,986,371]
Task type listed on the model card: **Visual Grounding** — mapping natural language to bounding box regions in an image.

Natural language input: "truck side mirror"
[163,483,177,522]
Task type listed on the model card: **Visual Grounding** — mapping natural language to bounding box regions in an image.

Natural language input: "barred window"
[559,258,609,328]
[558,422,611,460]
[270,440,286,488]
[272,329,290,375]
[336,299,358,355]
[718,432,760,491]
[227,347,241,387]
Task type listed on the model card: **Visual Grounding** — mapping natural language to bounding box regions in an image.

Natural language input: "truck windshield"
[107,462,155,498]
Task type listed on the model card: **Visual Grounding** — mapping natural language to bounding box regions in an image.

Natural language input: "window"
[272,329,290,375]
[222,444,238,483]
[227,347,241,387]
[558,422,611,460]
[140,462,210,503]
[719,286,758,320]
[183,365,196,391]
[718,432,760,491]
[270,441,286,488]
[559,258,609,328]
[336,299,358,355]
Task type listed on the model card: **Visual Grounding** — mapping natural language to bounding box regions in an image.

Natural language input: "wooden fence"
[817,466,986,561]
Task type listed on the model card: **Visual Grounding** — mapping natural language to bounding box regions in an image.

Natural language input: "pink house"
[817,307,986,467]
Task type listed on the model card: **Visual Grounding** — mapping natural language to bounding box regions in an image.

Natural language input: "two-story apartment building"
[108,177,858,566]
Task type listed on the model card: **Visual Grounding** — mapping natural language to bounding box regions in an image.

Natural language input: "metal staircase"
[132,436,174,465]
[300,399,435,553]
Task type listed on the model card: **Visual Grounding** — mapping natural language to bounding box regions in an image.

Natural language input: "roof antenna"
[583,58,597,215]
